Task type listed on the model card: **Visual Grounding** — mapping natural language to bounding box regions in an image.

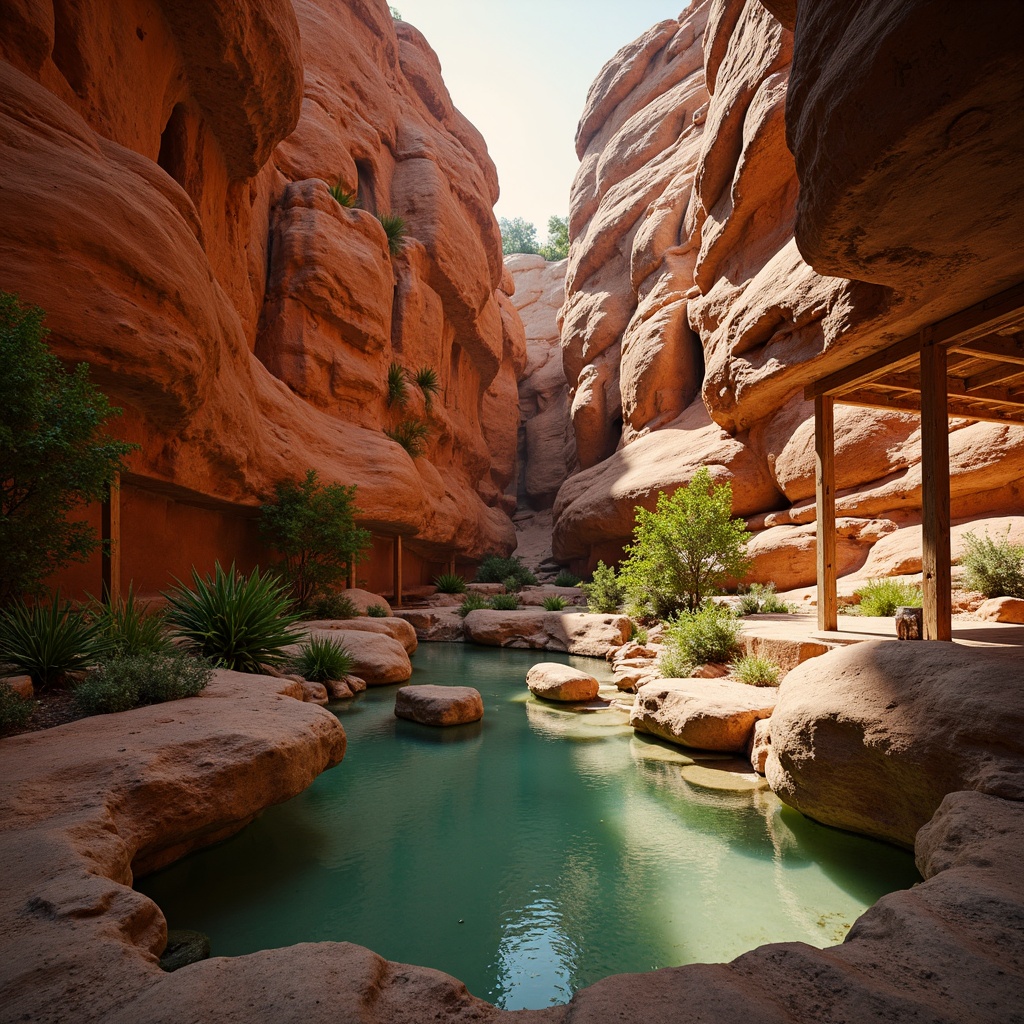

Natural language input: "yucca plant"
[376,212,408,255]
[163,562,302,672]
[458,593,489,618]
[542,596,566,611]
[90,584,173,658]
[413,367,440,408]
[0,596,115,689]
[386,363,408,408]
[294,635,354,683]
[385,418,430,457]
[433,572,467,594]
[328,181,357,207]
[490,593,520,611]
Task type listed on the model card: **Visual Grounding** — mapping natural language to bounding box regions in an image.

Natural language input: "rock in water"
[526,663,600,702]
[394,685,483,727]
[160,930,211,973]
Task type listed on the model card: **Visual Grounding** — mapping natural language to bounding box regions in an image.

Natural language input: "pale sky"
[393,0,688,243]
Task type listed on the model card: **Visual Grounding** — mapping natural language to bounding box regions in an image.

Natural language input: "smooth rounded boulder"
[303,629,412,685]
[394,685,483,727]
[526,663,600,702]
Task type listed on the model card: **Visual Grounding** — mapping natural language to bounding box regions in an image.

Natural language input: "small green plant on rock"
[377,212,408,255]
[736,583,793,616]
[960,529,1024,598]
[553,569,581,588]
[0,683,33,735]
[629,623,649,646]
[164,562,302,672]
[476,554,536,589]
[91,585,173,657]
[542,596,566,611]
[308,592,359,620]
[385,419,430,457]
[854,578,923,617]
[581,561,623,613]
[413,367,440,409]
[732,654,781,687]
[386,363,408,407]
[433,572,467,594]
[294,635,353,683]
[458,594,489,617]
[328,181,357,207]
[73,651,212,716]
[365,604,389,618]
[490,593,520,611]
[659,603,741,678]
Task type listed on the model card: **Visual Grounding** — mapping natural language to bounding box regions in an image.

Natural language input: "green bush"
[630,623,649,646]
[499,216,539,256]
[164,563,302,672]
[293,635,353,682]
[0,293,136,605]
[553,569,581,588]
[377,212,407,255]
[581,561,623,613]
[538,215,570,262]
[854,578,923,617]
[960,530,1024,598]
[458,594,489,617]
[259,469,371,611]
[0,683,33,735]
[91,585,173,657]
[732,654,781,687]
[308,592,358,620]
[386,363,408,407]
[328,182,357,207]
[475,554,536,588]
[365,604,388,618]
[72,651,212,715]
[659,603,741,677]
[433,572,467,594]
[385,419,430,457]
[0,597,113,689]
[619,468,751,619]
[736,583,793,616]
[542,596,566,611]
[413,367,440,408]
[490,594,520,611]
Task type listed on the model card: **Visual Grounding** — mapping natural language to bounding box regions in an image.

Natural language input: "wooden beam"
[920,281,1024,349]
[100,472,121,604]
[920,346,951,641]
[393,534,403,609]
[837,388,1024,425]
[964,363,1024,391]
[814,395,837,632]
[951,333,1024,366]
[805,334,921,400]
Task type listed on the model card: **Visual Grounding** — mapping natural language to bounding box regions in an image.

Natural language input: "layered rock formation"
[551,0,1024,583]
[0,0,522,596]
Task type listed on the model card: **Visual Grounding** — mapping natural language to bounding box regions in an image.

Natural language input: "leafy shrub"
[413,367,440,408]
[385,419,430,457]
[538,215,570,262]
[164,563,302,671]
[386,363,408,407]
[499,216,539,256]
[328,182,357,207]
[542,596,566,611]
[960,530,1024,598]
[0,597,113,689]
[659,603,741,677]
[736,583,793,616]
[259,469,370,611]
[0,293,136,604]
[377,212,408,255]
[433,572,467,594]
[91,585,173,657]
[0,683,33,735]
[619,467,751,619]
[732,654,781,687]
[854,578,923,617]
[581,561,623,613]
[475,554,537,589]
[490,594,520,611]
[553,569,581,587]
[630,623,649,646]
[294,635,353,682]
[365,604,388,618]
[502,574,524,594]
[308,592,358,620]
[73,651,212,715]
[458,594,489,617]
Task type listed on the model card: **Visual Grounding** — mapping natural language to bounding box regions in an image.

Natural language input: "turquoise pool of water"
[138,643,919,1010]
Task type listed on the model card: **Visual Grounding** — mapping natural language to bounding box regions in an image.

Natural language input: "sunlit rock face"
[553,0,1024,579]
[0,0,520,590]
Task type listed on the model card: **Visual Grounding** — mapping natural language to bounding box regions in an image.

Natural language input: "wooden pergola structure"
[806,281,1024,640]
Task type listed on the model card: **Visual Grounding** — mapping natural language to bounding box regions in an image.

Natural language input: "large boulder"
[462,610,631,657]
[304,628,412,686]
[765,641,1024,848]
[304,615,418,654]
[526,664,600,702]
[630,678,776,751]
[394,685,483,727]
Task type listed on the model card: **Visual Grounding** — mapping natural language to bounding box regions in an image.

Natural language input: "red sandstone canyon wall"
[0,0,521,597]
[551,0,1024,587]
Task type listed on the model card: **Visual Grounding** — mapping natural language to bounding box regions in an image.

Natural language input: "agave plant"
[0,596,114,689]
[376,212,408,255]
[328,181,357,207]
[294,635,354,683]
[163,562,302,672]
[384,418,430,457]
[542,596,567,611]
[89,584,173,658]
[413,366,440,408]
[386,362,408,408]
[433,572,467,594]
[457,593,489,618]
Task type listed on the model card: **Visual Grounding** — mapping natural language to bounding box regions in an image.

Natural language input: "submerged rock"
[394,685,483,727]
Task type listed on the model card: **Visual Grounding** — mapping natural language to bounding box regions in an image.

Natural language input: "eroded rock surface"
[462,609,631,657]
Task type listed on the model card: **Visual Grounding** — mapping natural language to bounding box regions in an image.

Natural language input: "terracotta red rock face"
[0,0,519,598]
[552,0,1024,583]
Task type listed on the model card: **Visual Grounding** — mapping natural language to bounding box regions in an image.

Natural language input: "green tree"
[539,215,570,261]
[259,469,371,610]
[0,293,135,606]
[618,467,751,618]
[499,216,539,256]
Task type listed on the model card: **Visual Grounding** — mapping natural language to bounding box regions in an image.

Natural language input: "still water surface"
[139,643,919,1010]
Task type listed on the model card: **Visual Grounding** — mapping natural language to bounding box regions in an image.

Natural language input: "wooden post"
[100,472,121,604]
[393,534,403,609]
[347,555,356,590]
[920,344,952,640]
[815,395,838,631]
[448,553,456,575]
